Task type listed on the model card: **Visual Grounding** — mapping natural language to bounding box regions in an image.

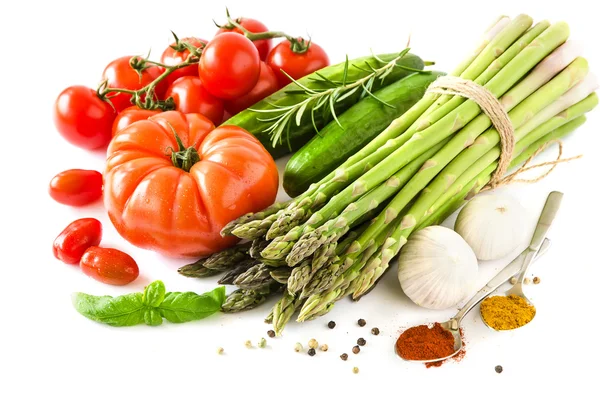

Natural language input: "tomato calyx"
[168,130,201,172]
[168,31,205,57]
[287,37,311,54]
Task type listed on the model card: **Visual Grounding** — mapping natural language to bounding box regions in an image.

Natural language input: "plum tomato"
[199,32,260,100]
[49,169,103,206]
[267,39,329,88]
[53,86,116,150]
[225,61,279,115]
[165,76,224,125]
[80,247,139,286]
[216,17,271,60]
[53,218,103,264]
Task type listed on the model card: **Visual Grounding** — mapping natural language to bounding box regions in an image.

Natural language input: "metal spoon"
[400,237,551,364]
[482,191,564,331]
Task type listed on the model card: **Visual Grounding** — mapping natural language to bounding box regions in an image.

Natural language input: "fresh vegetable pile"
[184,14,597,335]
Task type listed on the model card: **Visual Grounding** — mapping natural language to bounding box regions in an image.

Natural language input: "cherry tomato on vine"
[53,218,103,264]
[54,86,116,150]
[160,37,207,87]
[80,247,139,286]
[112,106,161,136]
[199,32,260,100]
[225,62,279,116]
[216,17,271,61]
[102,56,165,112]
[49,169,103,206]
[267,40,330,88]
[165,76,224,125]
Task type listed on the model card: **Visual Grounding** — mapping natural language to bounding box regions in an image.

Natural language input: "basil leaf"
[159,286,226,323]
[143,307,163,326]
[143,280,166,307]
[72,292,144,327]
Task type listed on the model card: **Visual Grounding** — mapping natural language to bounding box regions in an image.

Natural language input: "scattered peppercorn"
[524,277,531,285]
[352,345,360,354]
[267,330,276,338]
[258,338,267,348]
[352,367,359,374]
[357,337,366,346]
[358,319,366,327]
[294,342,303,352]
[371,327,380,335]
[320,344,329,352]
[308,338,319,349]
[216,347,224,355]
[308,348,316,356]
[328,321,336,329]
[245,340,252,348]
[509,277,517,285]
[340,353,348,361]
[533,276,541,284]
[495,365,503,374]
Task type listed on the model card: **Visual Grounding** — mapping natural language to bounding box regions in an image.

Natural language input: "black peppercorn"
[308,348,316,357]
[358,318,366,327]
[340,353,348,361]
[357,338,366,346]
[267,330,276,338]
[495,365,503,374]
[328,321,336,329]
[352,345,360,354]
[371,327,380,335]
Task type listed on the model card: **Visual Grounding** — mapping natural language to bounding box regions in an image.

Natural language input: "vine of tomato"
[53,86,116,150]
[103,111,279,258]
[101,56,165,112]
[216,17,271,60]
[160,37,207,87]
[112,106,161,136]
[225,61,279,116]
[199,32,260,100]
[165,76,224,125]
[267,40,330,88]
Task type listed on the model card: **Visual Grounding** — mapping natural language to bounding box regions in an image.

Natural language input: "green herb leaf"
[143,280,166,307]
[159,286,226,323]
[72,292,145,327]
[144,307,163,326]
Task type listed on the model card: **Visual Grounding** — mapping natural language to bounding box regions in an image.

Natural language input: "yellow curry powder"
[480,294,536,330]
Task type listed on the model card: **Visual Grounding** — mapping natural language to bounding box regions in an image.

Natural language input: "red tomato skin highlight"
[80,247,139,286]
[49,169,103,206]
[267,41,330,88]
[225,61,279,115]
[166,76,224,125]
[53,218,103,264]
[53,86,116,150]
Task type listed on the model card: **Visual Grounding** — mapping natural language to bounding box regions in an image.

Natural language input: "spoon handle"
[451,238,550,326]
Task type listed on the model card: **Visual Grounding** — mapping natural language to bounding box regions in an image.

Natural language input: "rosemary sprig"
[251,48,420,146]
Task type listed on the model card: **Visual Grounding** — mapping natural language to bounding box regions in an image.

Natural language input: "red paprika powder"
[395,322,458,365]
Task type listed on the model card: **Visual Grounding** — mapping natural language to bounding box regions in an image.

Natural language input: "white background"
[1,1,599,396]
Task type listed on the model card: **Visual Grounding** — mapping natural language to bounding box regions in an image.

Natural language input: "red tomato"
[216,18,271,60]
[49,169,103,206]
[54,86,116,150]
[53,218,103,264]
[160,37,207,88]
[80,247,139,286]
[165,76,224,125]
[104,111,278,258]
[267,40,330,88]
[102,56,165,112]
[112,106,161,136]
[199,33,260,100]
[225,62,279,115]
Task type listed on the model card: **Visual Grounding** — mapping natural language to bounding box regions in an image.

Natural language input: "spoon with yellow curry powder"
[480,191,563,332]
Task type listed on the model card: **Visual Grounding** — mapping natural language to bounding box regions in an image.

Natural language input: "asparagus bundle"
[187,15,598,332]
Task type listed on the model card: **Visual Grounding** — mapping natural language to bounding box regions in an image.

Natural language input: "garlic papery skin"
[454,194,528,261]
[398,226,478,310]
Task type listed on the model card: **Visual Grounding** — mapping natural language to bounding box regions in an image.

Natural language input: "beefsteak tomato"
[104,111,278,258]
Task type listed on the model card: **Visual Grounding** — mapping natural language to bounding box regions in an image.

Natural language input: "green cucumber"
[222,53,424,159]
[283,71,444,197]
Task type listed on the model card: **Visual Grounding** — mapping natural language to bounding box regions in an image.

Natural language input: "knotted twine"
[425,75,582,190]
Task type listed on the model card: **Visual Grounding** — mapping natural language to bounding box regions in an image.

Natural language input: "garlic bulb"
[398,226,478,310]
[454,194,528,261]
